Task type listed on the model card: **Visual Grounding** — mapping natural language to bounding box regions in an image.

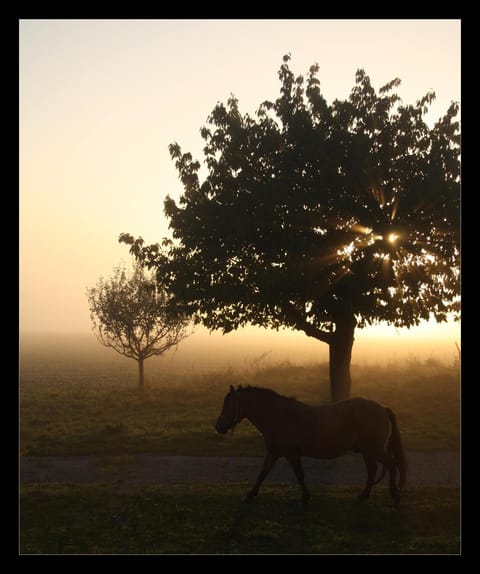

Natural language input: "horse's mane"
[236,385,296,402]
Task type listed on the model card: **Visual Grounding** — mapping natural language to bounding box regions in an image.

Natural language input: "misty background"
[20,19,460,371]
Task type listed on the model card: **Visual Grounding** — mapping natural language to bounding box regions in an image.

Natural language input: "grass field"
[20,483,460,554]
[20,358,460,457]
[19,339,461,555]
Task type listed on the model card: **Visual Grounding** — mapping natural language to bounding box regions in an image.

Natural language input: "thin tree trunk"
[328,313,356,402]
[138,358,145,392]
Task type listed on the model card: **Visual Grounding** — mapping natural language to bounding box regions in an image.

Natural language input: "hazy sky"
[19,19,461,350]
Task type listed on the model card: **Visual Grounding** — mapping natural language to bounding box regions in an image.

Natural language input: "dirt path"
[20,452,460,486]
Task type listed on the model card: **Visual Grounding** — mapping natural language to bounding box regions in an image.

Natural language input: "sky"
[19,19,461,358]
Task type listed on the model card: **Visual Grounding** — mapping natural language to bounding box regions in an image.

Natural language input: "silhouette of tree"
[123,55,460,401]
[87,262,190,391]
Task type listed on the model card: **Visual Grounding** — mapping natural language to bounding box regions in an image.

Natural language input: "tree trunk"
[328,313,356,402]
[138,358,145,392]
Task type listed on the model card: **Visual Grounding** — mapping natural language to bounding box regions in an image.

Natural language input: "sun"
[387,233,399,245]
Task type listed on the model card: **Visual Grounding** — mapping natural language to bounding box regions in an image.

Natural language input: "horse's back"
[297,397,390,459]
[329,396,390,428]
[332,396,383,409]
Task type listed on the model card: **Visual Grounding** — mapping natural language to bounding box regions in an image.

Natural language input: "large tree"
[124,55,460,401]
[87,262,190,391]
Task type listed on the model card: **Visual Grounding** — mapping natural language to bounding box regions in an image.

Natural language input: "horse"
[215,385,406,506]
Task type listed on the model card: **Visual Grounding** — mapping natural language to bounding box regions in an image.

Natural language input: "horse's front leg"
[286,455,310,505]
[245,452,278,503]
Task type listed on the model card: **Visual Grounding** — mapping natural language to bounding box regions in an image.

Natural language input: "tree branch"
[282,301,332,344]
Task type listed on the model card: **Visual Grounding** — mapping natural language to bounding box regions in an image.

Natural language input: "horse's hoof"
[244,495,255,504]
[301,495,311,506]
[357,492,370,501]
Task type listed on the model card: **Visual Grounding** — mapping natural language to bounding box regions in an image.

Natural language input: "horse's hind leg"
[377,452,401,506]
[286,455,310,504]
[358,452,378,500]
[387,459,401,507]
[245,452,278,504]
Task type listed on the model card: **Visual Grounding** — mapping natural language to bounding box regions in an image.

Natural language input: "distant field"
[20,483,460,554]
[20,344,460,456]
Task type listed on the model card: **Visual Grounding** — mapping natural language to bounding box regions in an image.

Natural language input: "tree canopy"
[122,55,460,400]
[163,57,459,331]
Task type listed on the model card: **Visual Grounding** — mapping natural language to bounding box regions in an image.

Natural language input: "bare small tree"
[87,262,190,391]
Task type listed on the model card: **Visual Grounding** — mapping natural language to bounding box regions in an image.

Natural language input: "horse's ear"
[230,384,235,393]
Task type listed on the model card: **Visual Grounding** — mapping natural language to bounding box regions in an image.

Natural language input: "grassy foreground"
[20,483,460,554]
[20,361,460,456]
[20,355,460,555]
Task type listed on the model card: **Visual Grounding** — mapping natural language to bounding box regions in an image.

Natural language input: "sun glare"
[387,233,399,244]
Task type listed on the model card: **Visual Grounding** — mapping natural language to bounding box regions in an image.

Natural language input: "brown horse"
[215,385,406,505]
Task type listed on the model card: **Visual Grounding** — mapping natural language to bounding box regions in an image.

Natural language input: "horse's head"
[215,385,240,434]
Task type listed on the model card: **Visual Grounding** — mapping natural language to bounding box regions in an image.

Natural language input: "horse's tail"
[386,408,407,490]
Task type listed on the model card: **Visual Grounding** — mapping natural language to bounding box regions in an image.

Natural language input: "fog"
[20,324,460,384]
